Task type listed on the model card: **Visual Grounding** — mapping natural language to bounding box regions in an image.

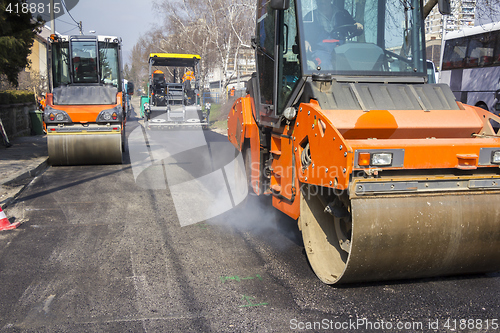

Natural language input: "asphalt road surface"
[0,111,499,333]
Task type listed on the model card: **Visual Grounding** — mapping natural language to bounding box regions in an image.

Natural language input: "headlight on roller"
[97,106,122,123]
[44,105,72,124]
[355,149,404,168]
[491,151,500,164]
[371,153,393,166]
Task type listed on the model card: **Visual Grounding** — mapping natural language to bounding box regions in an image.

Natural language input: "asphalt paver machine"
[145,53,207,129]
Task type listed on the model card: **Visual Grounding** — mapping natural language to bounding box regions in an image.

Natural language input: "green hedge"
[0,90,35,105]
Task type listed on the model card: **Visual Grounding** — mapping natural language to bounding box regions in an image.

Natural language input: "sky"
[50,0,159,64]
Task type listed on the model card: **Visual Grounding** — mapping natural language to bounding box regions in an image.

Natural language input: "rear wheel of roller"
[299,186,351,284]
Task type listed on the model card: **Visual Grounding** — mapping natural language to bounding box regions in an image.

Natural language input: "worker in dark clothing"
[303,0,363,69]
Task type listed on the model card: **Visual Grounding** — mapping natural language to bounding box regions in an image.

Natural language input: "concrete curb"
[0,157,50,208]
[209,127,228,136]
[2,157,49,186]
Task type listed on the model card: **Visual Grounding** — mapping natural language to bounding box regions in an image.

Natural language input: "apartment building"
[425,0,477,68]
[425,0,476,39]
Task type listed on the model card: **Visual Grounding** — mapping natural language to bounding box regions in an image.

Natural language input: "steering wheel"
[331,24,361,39]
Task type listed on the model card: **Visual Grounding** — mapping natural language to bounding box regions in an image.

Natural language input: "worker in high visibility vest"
[182,71,195,82]
[37,94,46,111]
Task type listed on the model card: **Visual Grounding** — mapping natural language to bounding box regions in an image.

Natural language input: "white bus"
[439,22,500,115]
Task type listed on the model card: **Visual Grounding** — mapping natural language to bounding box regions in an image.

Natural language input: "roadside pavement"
[0,135,48,208]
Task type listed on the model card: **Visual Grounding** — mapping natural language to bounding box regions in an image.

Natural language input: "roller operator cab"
[44,34,125,165]
[228,0,500,284]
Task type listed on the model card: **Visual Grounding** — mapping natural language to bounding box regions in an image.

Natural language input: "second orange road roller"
[44,34,125,165]
[228,0,500,284]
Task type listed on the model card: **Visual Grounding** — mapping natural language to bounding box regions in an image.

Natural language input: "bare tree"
[425,0,500,28]
[127,36,153,93]
[153,0,255,98]
[0,69,47,96]
[474,0,500,25]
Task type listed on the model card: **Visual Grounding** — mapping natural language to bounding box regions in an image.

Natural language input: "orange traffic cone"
[0,205,20,231]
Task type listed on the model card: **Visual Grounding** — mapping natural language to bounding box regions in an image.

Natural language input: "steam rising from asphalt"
[208,192,302,250]
[127,117,301,247]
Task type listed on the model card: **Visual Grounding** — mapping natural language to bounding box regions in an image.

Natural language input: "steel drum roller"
[300,191,500,284]
[48,133,122,166]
